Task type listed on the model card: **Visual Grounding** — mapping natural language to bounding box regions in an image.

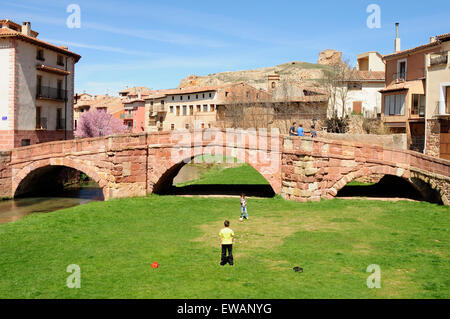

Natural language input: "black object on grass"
[293,267,303,273]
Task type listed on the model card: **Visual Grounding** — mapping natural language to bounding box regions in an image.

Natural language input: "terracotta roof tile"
[0,27,81,61]
[354,70,385,81]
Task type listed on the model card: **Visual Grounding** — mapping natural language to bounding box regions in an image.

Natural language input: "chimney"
[21,21,31,36]
[395,22,401,52]
[430,36,436,43]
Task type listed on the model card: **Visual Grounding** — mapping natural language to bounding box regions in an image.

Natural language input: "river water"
[0,186,104,224]
[0,165,207,225]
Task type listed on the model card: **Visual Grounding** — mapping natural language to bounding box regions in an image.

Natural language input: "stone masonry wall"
[0,151,12,199]
[425,119,440,158]
[281,136,450,204]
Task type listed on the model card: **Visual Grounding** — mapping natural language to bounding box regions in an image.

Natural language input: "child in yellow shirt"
[219,220,235,266]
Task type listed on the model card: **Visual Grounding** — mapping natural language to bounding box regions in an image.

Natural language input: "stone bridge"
[0,129,449,205]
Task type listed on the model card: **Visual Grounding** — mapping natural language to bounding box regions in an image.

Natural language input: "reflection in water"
[0,185,103,224]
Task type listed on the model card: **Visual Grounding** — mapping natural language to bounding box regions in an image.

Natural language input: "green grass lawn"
[175,163,270,187]
[0,195,448,299]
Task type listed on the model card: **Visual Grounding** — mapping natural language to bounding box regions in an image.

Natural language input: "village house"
[73,93,123,130]
[0,19,80,150]
[328,51,385,118]
[381,23,450,157]
[144,83,267,131]
[119,86,153,132]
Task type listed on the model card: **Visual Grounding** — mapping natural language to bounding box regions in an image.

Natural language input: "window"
[246,91,250,98]
[21,139,31,147]
[180,95,183,101]
[188,95,191,100]
[189,105,193,115]
[348,82,362,90]
[185,123,190,129]
[384,94,405,116]
[183,105,187,116]
[172,96,175,101]
[171,124,175,130]
[202,93,205,98]
[412,94,426,116]
[74,120,77,130]
[209,93,212,98]
[201,123,205,129]
[196,94,199,99]
[208,123,211,128]
[36,106,41,129]
[196,105,201,112]
[56,108,63,130]
[36,49,44,61]
[271,82,276,89]
[169,106,174,113]
[176,106,180,116]
[210,104,215,112]
[57,80,63,99]
[36,76,42,96]
[225,92,229,97]
[57,55,64,66]
[397,59,407,80]
[203,105,208,112]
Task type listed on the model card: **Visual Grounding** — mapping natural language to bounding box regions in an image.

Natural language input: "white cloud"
[40,38,157,57]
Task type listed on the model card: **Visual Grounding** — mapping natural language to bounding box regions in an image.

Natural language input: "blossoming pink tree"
[74,110,128,138]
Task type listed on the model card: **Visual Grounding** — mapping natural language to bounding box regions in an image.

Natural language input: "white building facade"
[0,20,81,150]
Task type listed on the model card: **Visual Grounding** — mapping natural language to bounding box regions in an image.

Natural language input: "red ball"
[151,262,159,269]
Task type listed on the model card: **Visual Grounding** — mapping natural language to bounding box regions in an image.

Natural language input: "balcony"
[36,86,67,101]
[430,52,448,66]
[393,72,406,83]
[120,113,134,120]
[36,117,47,130]
[56,119,66,130]
[435,101,450,116]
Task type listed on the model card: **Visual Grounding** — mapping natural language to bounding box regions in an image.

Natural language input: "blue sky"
[3,0,450,95]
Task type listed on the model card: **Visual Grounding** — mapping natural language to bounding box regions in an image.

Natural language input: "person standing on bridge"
[289,122,297,136]
[219,220,235,266]
[310,125,317,139]
[297,124,305,137]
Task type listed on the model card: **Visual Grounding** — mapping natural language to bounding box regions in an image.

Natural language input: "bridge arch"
[330,165,446,204]
[12,158,108,198]
[150,151,280,196]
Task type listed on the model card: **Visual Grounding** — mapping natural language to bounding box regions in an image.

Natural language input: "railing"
[120,113,134,119]
[56,119,66,130]
[36,86,67,101]
[36,117,47,130]
[392,68,426,82]
[430,52,448,66]
[393,72,406,82]
[435,101,450,116]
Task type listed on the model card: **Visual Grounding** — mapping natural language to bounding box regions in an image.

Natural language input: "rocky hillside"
[178,61,330,90]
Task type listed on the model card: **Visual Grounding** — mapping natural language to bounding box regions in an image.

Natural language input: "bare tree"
[320,59,356,119]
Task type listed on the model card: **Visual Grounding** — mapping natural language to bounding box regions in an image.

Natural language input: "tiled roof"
[382,33,449,60]
[0,27,81,62]
[379,79,423,93]
[74,94,124,114]
[118,86,153,96]
[436,33,450,41]
[353,70,385,81]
